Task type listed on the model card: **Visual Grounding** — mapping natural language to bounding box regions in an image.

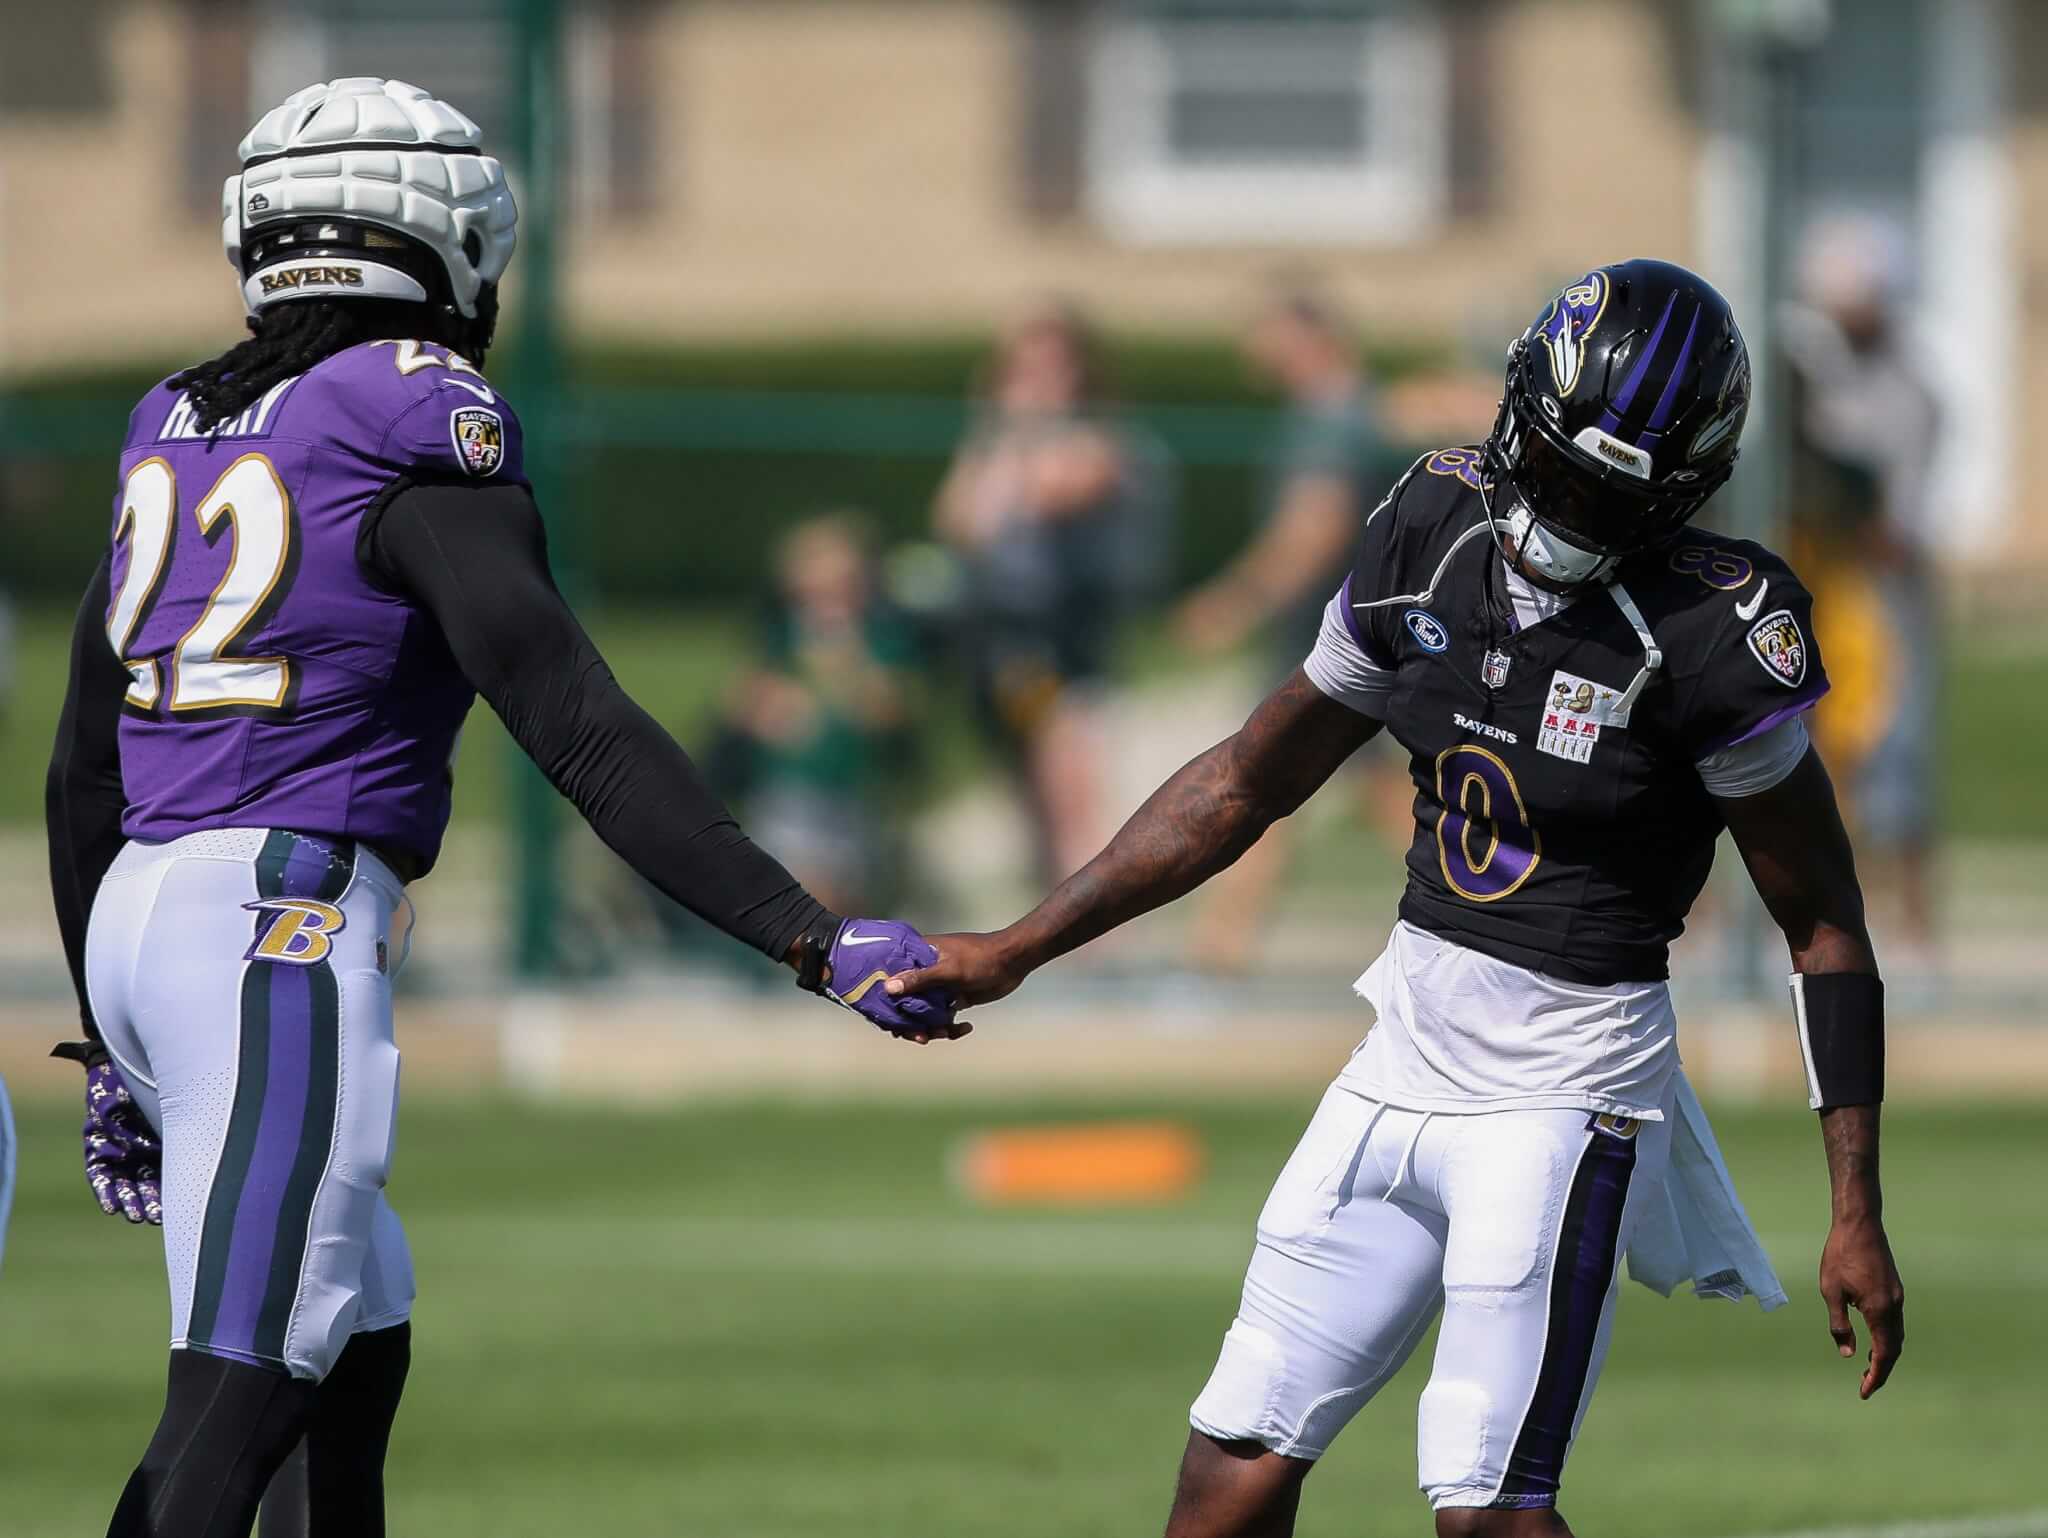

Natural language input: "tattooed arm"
[1719,748,1904,1399]
[887,669,1380,1007]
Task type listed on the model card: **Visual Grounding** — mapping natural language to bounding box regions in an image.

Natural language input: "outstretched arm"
[1718,747,1903,1399]
[363,478,962,1038]
[889,669,1380,1007]
[362,478,836,964]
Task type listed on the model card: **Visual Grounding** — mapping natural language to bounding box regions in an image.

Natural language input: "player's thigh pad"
[87,829,406,1381]
[1417,1108,1671,1511]
[1190,1087,1448,1460]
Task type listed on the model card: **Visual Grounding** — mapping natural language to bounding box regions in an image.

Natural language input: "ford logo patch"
[1404,609,1449,653]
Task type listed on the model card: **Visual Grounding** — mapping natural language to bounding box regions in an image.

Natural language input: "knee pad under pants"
[1189,1088,1671,1510]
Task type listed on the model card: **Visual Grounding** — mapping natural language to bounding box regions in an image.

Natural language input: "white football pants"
[86,827,415,1381]
[1190,1084,1671,1511]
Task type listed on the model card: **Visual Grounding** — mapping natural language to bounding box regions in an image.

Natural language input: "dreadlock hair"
[168,285,500,433]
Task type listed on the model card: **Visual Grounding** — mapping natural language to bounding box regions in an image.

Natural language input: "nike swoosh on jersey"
[438,376,497,405]
[1734,579,1769,622]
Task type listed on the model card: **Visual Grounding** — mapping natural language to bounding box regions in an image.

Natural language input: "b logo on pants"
[243,898,347,966]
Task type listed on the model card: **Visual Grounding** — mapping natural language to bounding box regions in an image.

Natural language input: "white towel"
[1626,1069,1787,1310]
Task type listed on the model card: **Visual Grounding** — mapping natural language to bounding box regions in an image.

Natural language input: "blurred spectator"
[718,514,919,916]
[1781,215,1944,966]
[1175,281,1392,973]
[1176,281,1383,660]
[934,300,1160,884]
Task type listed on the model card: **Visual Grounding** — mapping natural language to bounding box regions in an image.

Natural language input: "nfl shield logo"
[450,406,505,477]
[1482,649,1512,690]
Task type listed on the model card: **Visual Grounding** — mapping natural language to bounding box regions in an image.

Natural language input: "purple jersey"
[106,339,526,869]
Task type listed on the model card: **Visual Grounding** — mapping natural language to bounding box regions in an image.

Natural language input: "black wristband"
[795,927,837,996]
[51,1039,109,1069]
[1789,972,1884,1110]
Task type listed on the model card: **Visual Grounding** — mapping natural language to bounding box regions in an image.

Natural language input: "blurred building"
[0,0,2036,561]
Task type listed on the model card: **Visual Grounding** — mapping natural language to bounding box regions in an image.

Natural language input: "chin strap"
[1605,579,1664,723]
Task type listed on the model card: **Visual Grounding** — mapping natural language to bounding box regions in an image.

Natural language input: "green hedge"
[0,334,1442,605]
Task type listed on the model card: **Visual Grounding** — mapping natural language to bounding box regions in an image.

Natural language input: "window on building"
[1,6,116,115]
[1082,2,1450,245]
[566,1,662,224]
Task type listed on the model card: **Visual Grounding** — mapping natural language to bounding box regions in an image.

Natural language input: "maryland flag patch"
[1746,608,1808,688]
[450,405,505,477]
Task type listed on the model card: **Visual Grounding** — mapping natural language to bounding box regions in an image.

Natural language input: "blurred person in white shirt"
[1781,215,1944,976]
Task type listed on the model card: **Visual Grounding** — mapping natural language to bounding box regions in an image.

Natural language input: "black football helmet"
[1481,259,1751,587]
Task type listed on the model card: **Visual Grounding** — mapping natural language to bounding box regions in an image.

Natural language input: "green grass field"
[5,1094,2044,1537]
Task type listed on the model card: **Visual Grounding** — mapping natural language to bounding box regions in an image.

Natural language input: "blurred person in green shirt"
[1176,282,1395,974]
[722,514,919,916]
[1178,283,1385,663]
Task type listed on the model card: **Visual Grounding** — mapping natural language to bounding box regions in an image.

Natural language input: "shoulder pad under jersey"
[1625,529,1829,759]
[1344,446,1494,639]
[300,339,526,484]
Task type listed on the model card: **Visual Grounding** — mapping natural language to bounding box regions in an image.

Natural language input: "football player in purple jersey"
[44,78,957,1538]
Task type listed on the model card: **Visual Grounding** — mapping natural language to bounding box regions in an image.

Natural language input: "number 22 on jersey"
[108,453,295,715]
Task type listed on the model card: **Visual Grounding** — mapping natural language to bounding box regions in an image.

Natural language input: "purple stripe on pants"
[207,962,316,1359]
[1495,1124,1638,1504]
[282,834,338,900]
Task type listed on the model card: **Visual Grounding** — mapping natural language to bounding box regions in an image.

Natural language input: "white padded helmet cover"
[222,78,518,317]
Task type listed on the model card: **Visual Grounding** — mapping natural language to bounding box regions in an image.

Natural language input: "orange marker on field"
[951,1122,1205,1206]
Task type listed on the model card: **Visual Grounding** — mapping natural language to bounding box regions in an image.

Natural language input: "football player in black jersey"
[891,261,1902,1537]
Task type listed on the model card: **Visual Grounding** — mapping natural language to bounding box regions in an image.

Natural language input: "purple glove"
[800,919,963,1041]
[82,1055,162,1225]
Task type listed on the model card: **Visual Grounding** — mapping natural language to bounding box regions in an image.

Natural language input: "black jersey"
[1344,447,1828,986]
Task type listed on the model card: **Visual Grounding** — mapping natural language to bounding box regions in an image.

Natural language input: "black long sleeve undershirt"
[46,555,130,1035]
[360,476,835,961]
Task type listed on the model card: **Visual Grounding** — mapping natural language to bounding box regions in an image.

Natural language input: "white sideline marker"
[1715,1511,2048,1538]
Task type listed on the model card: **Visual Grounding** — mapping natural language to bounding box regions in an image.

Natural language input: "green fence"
[0,345,1444,606]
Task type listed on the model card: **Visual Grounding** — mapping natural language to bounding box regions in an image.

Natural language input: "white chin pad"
[1508,505,1615,586]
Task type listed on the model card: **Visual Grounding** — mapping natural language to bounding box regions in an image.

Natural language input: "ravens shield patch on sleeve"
[450,405,505,477]
[1745,609,1808,687]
